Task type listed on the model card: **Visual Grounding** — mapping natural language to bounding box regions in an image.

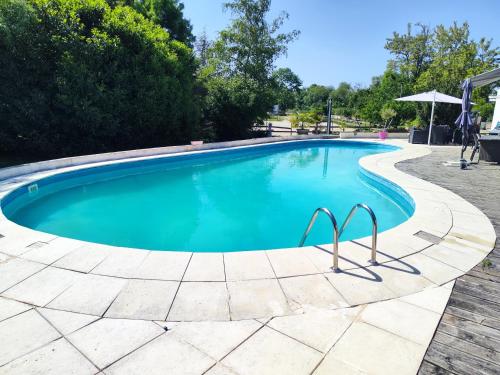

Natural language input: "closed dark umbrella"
[455,78,473,133]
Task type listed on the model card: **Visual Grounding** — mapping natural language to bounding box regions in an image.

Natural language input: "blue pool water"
[2,140,414,252]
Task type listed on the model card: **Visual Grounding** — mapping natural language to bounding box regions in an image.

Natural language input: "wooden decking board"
[397,148,500,375]
[447,292,500,320]
[433,331,500,365]
[419,360,455,375]
[438,321,500,353]
[425,341,500,375]
[446,305,500,329]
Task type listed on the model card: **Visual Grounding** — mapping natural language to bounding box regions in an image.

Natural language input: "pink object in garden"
[378,130,388,140]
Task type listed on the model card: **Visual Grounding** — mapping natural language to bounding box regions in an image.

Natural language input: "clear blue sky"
[183,0,500,87]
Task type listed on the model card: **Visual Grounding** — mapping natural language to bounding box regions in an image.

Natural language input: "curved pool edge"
[0,138,495,322]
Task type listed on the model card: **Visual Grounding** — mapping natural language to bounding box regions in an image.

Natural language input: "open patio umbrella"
[395,90,462,145]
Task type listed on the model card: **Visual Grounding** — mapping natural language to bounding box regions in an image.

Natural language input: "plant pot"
[378,130,388,140]
[296,128,309,135]
[190,140,204,146]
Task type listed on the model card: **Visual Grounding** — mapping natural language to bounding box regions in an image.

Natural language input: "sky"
[183,0,500,88]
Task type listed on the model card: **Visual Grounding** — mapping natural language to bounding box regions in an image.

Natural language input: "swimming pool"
[1,140,414,252]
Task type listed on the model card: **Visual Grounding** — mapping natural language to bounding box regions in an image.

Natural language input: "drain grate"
[414,230,442,245]
[27,241,48,249]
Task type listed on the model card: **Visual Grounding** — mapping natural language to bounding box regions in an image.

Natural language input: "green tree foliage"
[118,0,194,46]
[0,0,198,157]
[202,0,299,140]
[271,67,302,111]
[301,84,331,111]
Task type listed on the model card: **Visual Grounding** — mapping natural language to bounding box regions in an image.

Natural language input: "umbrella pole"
[427,93,436,145]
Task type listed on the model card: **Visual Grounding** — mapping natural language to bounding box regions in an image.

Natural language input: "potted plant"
[379,106,397,140]
[291,112,310,135]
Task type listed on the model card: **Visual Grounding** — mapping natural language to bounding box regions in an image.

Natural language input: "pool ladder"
[298,203,378,272]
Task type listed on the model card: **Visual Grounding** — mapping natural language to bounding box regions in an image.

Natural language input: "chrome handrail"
[298,208,340,272]
[339,203,378,265]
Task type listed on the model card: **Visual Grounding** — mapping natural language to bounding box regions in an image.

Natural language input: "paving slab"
[38,308,100,335]
[168,282,229,321]
[172,320,261,360]
[90,249,149,278]
[133,251,191,281]
[399,283,454,314]
[21,238,83,265]
[322,321,426,375]
[224,251,275,281]
[67,318,164,369]
[401,253,463,285]
[2,267,82,306]
[266,248,319,277]
[268,307,360,353]
[0,338,98,375]
[0,310,61,366]
[0,296,32,322]
[47,274,126,316]
[53,245,112,273]
[360,299,441,346]
[182,253,225,281]
[279,274,348,311]
[105,333,215,375]
[221,326,322,375]
[325,267,396,305]
[227,279,290,320]
[105,279,178,320]
[0,258,45,293]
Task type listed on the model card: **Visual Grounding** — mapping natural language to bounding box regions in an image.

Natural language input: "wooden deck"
[397,146,500,375]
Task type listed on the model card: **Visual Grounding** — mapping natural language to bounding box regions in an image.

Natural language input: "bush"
[0,0,198,157]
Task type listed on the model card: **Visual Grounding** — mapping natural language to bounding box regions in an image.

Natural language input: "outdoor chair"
[479,135,500,163]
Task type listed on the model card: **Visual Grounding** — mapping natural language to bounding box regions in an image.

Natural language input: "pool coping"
[0,138,496,322]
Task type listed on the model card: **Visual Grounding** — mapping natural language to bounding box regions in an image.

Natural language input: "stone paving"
[0,139,496,374]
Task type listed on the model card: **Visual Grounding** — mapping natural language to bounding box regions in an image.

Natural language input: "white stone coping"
[0,138,495,322]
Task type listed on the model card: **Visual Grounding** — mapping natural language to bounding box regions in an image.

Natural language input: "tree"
[301,84,331,111]
[271,67,302,111]
[202,0,299,140]
[380,106,397,128]
[0,0,198,157]
[113,0,194,46]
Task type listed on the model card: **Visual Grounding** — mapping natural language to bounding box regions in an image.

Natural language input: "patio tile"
[320,322,426,375]
[105,279,178,320]
[168,282,229,321]
[266,249,319,277]
[227,279,290,320]
[279,274,348,311]
[0,310,61,366]
[205,363,240,375]
[182,253,225,281]
[324,268,396,306]
[133,251,191,281]
[0,338,98,375]
[268,307,360,353]
[221,326,322,375]
[360,299,441,345]
[21,238,83,265]
[53,245,112,273]
[313,357,369,375]
[372,261,435,297]
[90,249,149,278]
[67,318,164,369]
[172,320,261,360]
[399,284,453,314]
[422,243,484,272]
[38,308,100,335]
[2,267,82,306]
[0,233,56,256]
[224,251,275,281]
[47,274,126,316]
[105,333,215,375]
[399,253,463,285]
[0,258,45,293]
[0,296,31,322]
